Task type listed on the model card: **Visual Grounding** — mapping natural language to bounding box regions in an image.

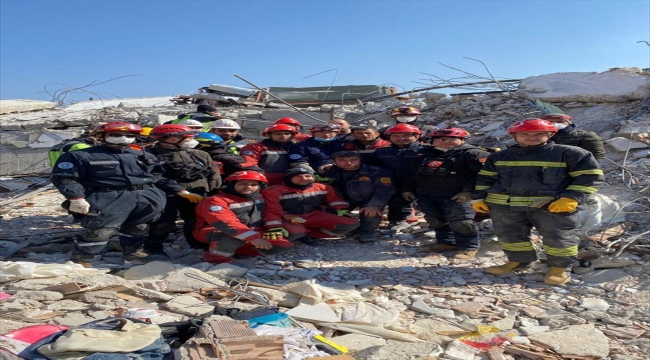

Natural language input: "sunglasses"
[106,134,137,138]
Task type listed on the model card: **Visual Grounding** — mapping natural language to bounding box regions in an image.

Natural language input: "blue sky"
[1,0,648,103]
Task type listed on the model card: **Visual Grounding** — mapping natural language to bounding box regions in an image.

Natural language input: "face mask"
[395,116,416,123]
[180,139,199,148]
[314,137,336,142]
[553,123,568,130]
[105,136,136,145]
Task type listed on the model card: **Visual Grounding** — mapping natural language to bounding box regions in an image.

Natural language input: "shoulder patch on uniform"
[57,162,74,169]
[209,205,223,212]
[358,176,371,181]
[478,157,487,163]
[379,177,392,184]
[289,154,302,159]
[241,150,254,155]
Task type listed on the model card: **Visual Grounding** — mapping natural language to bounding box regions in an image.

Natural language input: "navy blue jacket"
[287,137,344,170]
[365,142,423,189]
[323,164,397,209]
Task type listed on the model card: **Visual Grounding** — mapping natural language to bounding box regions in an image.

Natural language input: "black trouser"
[349,202,383,235]
[75,187,166,257]
[207,233,292,257]
[386,193,413,223]
[416,195,479,250]
[490,206,579,268]
[149,194,203,249]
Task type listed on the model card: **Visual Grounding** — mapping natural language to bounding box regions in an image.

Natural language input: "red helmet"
[96,122,142,134]
[428,128,470,139]
[263,124,298,136]
[224,171,268,184]
[508,119,558,134]
[390,106,421,117]
[540,113,573,123]
[384,123,422,136]
[310,124,341,133]
[149,124,198,139]
[275,117,302,127]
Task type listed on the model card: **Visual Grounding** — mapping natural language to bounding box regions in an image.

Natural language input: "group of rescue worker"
[50,103,606,286]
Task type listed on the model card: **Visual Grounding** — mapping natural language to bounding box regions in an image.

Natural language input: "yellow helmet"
[140,127,153,136]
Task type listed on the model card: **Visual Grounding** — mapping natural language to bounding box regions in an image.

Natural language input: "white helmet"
[210,119,241,130]
[178,119,205,129]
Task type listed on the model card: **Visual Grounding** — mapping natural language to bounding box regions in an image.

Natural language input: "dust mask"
[180,139,199,149]
[105,136,136,145]
[395,116,417,123]
[553,123,568,130]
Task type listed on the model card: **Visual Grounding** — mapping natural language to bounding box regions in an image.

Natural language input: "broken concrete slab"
[332,333,386,352]
[162,295,213,317]
[11,291,63,301]
[527,324,610,358]
[580,269,630,284]
[0,100,58,114]
[605,137,649,151]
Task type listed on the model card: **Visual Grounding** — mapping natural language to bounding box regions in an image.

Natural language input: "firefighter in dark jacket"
[194,171,293,264]
[473,119,604,285]
[541,113,606,161]
[342,124,391,157]
[365,123,423,233]
[404,128,490,259]
[287,124,345,174]
[262,167,359,246]
[240,124,297,185]
[378,106,437,141]
[195,132,254,178]
[51,122,169,262]
[322,151,397,243]
[147,124,222,250]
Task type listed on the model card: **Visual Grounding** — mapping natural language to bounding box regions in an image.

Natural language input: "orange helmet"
[390,106,421,117]
[96,122,142,134]
[428,128,470,139]
[263,124,298,136]
[540,113,573,123]
[149,124,199,139]
[384,123,422,135]
[275,117,302,127]
[224,171,268,184]
[508,119,558,134]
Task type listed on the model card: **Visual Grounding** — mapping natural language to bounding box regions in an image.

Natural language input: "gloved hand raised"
[263,228,290,240]
[402,192,416,201]
[68,198,91,214]
[451,192,472,203]
[547,197,578,213]
[471,200,490,213]
[178,191,205,203]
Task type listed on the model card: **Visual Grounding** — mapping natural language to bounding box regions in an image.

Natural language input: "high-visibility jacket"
[261,183,349,228]
[240,139,292,185]
[193,191,265,243]
[474,142,604,210]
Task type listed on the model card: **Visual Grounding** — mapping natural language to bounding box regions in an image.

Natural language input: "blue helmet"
[195,132,224,147]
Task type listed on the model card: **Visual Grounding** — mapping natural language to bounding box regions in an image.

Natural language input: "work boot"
[544,267,571,285]
[299,237,325,246]
[358,233,377,243]
[453,250,478,260]
[485,261,533,275]
[419,243,458,253]
[122,246,149,261]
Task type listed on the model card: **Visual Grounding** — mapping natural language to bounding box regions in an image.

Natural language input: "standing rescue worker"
[329,118,354,142]
[166,104,223,130]
[322,151,396,243]
[147,124,221,250]
[48,126,101,167]
[194,171,293,264]
[405,128,489,259]
[342,124,391,159]
[51,122,168,262]
[472,119,604,285]
[366,123,423,233]
[195,132,253,178]
[541,113,606,161]
[209,119,255,154]
[240,124,297,185]
[275,117,311,142]
[379,106,436,140]
[262,167,359,246]
[288,124,344,174]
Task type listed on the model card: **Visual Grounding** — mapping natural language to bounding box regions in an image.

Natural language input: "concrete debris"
[0,100,58,114]
[528,324,611,358]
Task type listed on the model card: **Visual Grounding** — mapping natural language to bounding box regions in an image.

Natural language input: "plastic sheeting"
[0,261,110,283]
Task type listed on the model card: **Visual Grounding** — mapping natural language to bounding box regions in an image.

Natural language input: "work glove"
[402,192,417,201]
[68,198,91,215]
[283,214,306,224]
[336,210,354,217]
[547,197,579,213]
[263,228,290,240]
[471,200,490,213]
[451,192,473,203]
[314,175,333,183]
[178,191,205,203]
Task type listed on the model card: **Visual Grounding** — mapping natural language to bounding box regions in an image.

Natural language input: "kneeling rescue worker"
[473,119,604,285]
[194,171,294,264]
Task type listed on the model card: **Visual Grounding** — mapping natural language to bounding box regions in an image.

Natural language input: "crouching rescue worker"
[51,122,167,262]
[405,128,489,260]
[322,151,396,243]
[473,119,604,285]
[262,167,359,246]
[194,171,294,264]
[147,124,222,250]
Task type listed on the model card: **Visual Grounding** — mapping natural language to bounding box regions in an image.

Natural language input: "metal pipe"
[234,74,328,123]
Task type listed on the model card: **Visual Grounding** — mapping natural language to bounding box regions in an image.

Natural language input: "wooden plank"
[42,282,89,295]
[219,335,284,360]
[486,347,508,360]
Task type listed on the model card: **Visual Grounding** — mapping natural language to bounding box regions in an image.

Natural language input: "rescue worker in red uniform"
[262,167,359,246]
[473,119,604,285]
[194,171,294,264]
[240,124,297,186]
[275,117,311,142]
[342,124,391,158]
[405,128,490,260]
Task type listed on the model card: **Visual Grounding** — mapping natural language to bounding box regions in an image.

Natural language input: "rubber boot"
[485,261,532,275]
[544,267,570,285]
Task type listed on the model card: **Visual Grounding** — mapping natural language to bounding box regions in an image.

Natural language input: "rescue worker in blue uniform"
[404,128,490,259]
[50,122,169,262]
[322,151,397,243]
[287,124,344,174]
[473,119,604,285]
